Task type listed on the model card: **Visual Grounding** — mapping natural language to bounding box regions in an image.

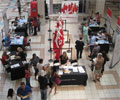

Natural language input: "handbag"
[55,77,61,85]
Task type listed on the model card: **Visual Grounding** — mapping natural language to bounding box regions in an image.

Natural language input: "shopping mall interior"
[0,0,120,100]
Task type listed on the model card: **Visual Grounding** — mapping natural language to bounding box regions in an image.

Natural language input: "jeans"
[40,89,47,100]
[34,26,37,35]
[38,23,40,31]
[26,77,31,87]
[76,49,83,59]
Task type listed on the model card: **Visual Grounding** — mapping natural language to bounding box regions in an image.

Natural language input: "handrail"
[101,17,115,32]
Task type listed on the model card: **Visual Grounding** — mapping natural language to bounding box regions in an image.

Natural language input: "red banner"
[117,17,120,26]
[31,1,38,18]
[53,17,64,60]
[107,8,112,18]
[61,2,78,14]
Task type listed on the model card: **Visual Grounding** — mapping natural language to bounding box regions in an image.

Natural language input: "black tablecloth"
[89,27,105,35]
[10,44,23,51]
[15,25,28,36]
[9,60,28,80]
[60,66,88,86]
[99,44,109,53]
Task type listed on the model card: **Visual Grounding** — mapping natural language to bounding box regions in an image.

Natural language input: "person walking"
[38,70,48,100]
[33,17,38,35]
[83,23,89,45]
[17,82,32,100]
[7,88,17,100]
[25,64,32,88]
[37,14,41,32]
[17,0,21,17]
[93,53,104,82]
[75,37,84,59]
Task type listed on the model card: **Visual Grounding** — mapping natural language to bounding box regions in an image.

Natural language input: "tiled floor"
[0,0,120,100]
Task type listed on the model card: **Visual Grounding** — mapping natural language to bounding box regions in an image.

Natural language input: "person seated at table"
[98,32,106,40]
[96,12,102,25]
[59,52,69,65]
[4,33,11,47]
[14,17,19,26]
[90,42,100,59]
[89,19,98,27]
[1,51,10,65]
[89,33,97,54]
[15,47,27,61]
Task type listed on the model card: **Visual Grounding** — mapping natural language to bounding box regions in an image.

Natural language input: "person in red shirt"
[1,51,10,65]
[23,35,28,47]
[25,64,32,88]
[96,12,102,25]
[33,17,38,35]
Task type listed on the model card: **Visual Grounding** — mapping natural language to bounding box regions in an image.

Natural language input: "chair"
[0,58,7,71]
[25,39,31,50]
[53,60,60,66]
[1,39,5,50]
[71,59,78,66]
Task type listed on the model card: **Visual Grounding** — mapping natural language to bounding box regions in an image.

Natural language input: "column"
[37,0,45,25]
[95,0,105,15]
[49,0,53,15]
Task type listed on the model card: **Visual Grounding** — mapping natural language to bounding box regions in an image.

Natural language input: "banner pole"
[65,30,69,43]
[63,20,67,31]
[48,19,52,32]
[49,49,53,62]
[67,39,71,53]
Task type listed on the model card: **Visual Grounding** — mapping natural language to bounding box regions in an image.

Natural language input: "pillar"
[95,0,105,15]
[49,0,53,15]
[37,0,45,25]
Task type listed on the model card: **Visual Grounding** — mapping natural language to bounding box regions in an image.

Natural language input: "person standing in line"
[17,0,21,17]
[7,88,17,100]
[93,53,104,83]
[25,64,32,88]
[38,70,48,100]
[75,37,84,59]
[33,17,38,35]
[17,82,32,100]
[37,14,41,32]
[101,51,109,75]
[83,23,89,45]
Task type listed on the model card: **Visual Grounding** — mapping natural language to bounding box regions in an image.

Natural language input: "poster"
[0,31,2,50]
[113,17,120,44]
[31,1,38,18]
[106,8,112,34]
[2,9,9,35]
[61,1,79,15]
[110,35,120,68]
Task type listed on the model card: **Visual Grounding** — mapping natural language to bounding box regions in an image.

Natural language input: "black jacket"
[75,40,84,50]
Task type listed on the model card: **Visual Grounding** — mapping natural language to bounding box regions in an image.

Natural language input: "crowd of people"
[3,50,71,100]
[76,12,110,83]
[1,4,112,99]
